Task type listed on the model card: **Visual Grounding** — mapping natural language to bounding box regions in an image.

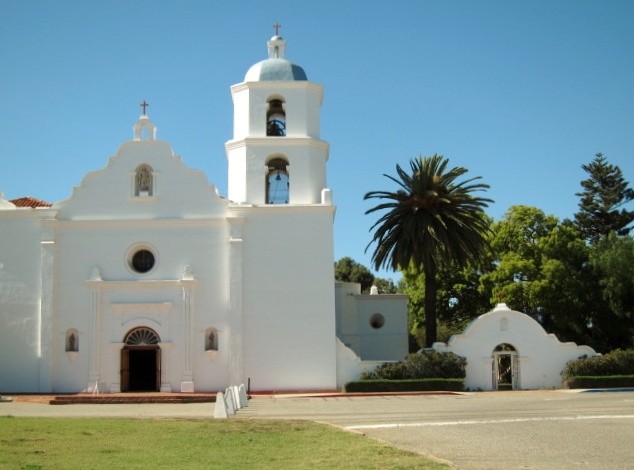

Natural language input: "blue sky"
[2,1,633,281]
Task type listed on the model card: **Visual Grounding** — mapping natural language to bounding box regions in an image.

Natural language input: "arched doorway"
[493,343,519,390]
[121,328,161,392]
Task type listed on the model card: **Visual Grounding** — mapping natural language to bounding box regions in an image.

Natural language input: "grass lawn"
[0,417,448,469]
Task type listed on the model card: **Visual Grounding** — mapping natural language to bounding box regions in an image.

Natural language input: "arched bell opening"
[121,327,161,392]
[266,157,289,204]
[266,98,286,136]
[492,343,519,391]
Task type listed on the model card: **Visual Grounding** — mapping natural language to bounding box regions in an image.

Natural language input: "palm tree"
[364,154,493,347]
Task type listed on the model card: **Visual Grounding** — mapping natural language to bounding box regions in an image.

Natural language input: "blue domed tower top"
[244,35,308,82]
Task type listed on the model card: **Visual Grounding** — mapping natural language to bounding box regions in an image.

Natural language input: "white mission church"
[0,35,408,394]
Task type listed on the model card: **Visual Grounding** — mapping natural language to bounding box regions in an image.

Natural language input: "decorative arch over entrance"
[121,327,161,392]
[493,343,519,390]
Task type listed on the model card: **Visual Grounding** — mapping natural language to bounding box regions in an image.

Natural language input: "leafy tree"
[402,261,493,349]
[364,154,492,347]
[588,233,634,350]
[480,206,596,346]
[575,153,634,241]
[334,257,375,292]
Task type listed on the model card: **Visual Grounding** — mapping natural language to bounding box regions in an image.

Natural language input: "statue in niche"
[500,317,509,331]
[68,333,77,352]
[137,167,151,192]
[207,331,216,351]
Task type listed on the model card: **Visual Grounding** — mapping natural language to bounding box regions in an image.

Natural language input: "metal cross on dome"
[273,22,281,35]
[140,101,149,115]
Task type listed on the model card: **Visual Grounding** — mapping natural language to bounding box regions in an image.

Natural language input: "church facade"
[0,36,407,394]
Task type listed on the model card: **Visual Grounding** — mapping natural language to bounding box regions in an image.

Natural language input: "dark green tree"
[588,233,634,350]
[402,261,494,348]
[334,257,375,292]
[574,153,634,241]
[364,154,493,347]
[480,206,597,347]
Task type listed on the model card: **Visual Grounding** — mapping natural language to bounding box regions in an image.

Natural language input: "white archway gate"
[492,344,519,390]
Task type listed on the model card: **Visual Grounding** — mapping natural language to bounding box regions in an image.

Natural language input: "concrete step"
[49,393,217,405]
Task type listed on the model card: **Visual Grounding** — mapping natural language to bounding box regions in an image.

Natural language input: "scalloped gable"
[0,193,17,210]
[54,139,227,220]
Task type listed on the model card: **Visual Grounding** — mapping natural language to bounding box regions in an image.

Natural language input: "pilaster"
[38,218,56,392]
[109,342,125,392]
[228,217,245,385]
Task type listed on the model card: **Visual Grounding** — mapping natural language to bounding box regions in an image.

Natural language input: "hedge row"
[564,375,634,389]
[562,349,634,379]
[342,379,464,393]
[360,350,466,381]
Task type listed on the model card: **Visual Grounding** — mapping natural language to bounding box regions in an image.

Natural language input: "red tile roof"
[9,196,53,208]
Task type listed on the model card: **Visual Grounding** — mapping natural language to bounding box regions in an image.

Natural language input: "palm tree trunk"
[424,263,437,347]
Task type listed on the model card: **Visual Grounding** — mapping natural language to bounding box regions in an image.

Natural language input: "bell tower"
[225,35,331,206]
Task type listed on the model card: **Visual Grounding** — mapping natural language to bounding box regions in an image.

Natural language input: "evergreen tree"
[575,153,634,241]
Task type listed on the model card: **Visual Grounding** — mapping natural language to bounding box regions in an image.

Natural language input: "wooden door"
[121,349,130,392]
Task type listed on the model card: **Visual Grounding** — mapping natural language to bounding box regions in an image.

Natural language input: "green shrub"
[562,349,634,379]
[360,361,408,380]
[360,350,466,381]
[564,375,634,389]
[404,350,466,379]
[343,379,465,393]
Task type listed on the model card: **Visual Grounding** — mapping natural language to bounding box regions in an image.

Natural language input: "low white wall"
[336,338,385,389]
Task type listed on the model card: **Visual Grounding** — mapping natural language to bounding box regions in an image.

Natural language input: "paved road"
[237,391,634,470]
[2,391,634,469]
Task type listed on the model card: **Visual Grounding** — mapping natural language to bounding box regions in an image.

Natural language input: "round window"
[131,249,155,273]
[369,313,385,329]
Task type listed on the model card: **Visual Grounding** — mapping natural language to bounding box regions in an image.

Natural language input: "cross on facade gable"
[140,101,149,115]
[273,22,281,35]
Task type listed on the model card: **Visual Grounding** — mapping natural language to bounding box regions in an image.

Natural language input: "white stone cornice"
[231,80,323,98]
[225,137,329,152]
[86,279,197,289]
[54,218,227,229]
[110,302,173,312]
[227,204,336,215]
[0,209,57,220]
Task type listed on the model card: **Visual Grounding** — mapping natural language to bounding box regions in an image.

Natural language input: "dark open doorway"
[128,348,159,391]
[121,327,161,392]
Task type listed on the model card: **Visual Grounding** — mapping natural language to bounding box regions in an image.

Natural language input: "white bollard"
[238,384,248,408]
[225,387,236,415]
[213,392,228,419]
[232,385,241,410]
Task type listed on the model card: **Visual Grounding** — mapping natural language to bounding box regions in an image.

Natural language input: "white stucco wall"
[235,205,337,391]
[433,304,598,390]
[336,338,386,389]
[0,210,50,392]
[335,282,408,362]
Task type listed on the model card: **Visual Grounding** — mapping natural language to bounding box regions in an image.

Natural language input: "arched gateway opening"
[493,343,519,390]
[121,328,161,392]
